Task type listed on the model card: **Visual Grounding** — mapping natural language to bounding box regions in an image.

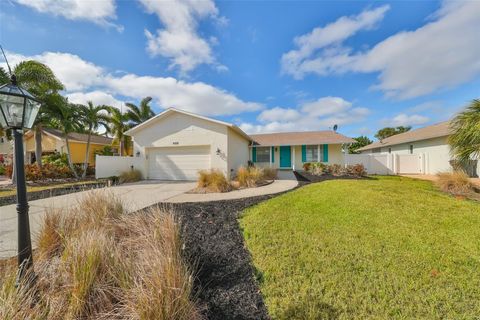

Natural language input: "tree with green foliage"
[78,101,110,178]
[125,96,155,126]
[107,107,131,156]
[348,136,373,154]
[374,126,411,140]
[46,95,82,178]
[448,99,480,165]
[1,61,64,168]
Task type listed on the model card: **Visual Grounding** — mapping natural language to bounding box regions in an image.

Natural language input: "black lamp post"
[0,74,41,278]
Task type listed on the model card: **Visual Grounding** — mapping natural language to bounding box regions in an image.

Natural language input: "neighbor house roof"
[250,131,355,146]
[39,128,113,145]
[358,121,452,152]
[124,107,252,141]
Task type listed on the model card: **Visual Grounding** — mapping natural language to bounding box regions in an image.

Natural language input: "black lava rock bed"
[148,184,305,320]
[162,196,276,320]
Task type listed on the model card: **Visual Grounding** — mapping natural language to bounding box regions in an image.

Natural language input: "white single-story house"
[96,108,354,180]
[357,121,479,177]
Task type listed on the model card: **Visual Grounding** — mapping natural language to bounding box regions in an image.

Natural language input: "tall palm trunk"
[119,139,124,156]
[63,134,79,179]
[34,125,43,168]
[82,127,92,178]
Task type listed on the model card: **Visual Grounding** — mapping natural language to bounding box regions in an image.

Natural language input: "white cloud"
[66,91,124,108]
[301,96,352,117]
[241,97,369,134]
[282,2,480,99]
[105,74,262,116]
[281,5,390,79]
[382,113,430,127]
[4,51,104,91]
[15,0,121,30]
[140,0,224,74]
[5,50,261,117]
[257,107,301,122]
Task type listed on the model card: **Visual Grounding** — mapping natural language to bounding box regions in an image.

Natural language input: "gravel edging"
[294,170,367,183]
[145,182,308,320]
[0,182,108,206]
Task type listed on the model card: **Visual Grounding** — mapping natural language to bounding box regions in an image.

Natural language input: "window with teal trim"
[306,145,318,162]
[256,147,270,162]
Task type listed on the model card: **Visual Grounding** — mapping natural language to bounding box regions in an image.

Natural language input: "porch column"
[269,147,272,168]
[292,146,295,170]
[318,145,320,162]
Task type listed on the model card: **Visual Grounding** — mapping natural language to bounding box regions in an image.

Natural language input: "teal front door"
[279,146,291,168]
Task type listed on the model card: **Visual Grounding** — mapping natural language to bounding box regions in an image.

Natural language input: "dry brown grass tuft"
[262,167,278,180]
[436,171,474,196]
[0,191,201,320]
[119,169,142,184]
[236,166,268,188]
[197,169,231,192]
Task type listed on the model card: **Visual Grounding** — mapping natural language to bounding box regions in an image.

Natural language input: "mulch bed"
[294,170,367,183]
[147,180,308,320]
[0,181,108,206]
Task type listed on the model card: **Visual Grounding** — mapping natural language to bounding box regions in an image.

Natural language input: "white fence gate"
[345,153,424,175]
[396,154,423,174]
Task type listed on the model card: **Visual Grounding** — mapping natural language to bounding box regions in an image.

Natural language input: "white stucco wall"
[95,155,146,179]
[227,127,250,176]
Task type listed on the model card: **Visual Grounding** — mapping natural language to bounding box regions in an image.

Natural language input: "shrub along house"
[96,108,355,180]
[250,131,354,170]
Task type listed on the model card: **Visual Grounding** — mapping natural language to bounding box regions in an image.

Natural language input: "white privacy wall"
[95,156,146,179]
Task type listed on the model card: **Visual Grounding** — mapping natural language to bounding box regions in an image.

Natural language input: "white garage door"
[148,146,210,180]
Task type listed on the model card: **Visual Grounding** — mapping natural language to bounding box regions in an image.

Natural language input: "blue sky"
[1,0,479,138]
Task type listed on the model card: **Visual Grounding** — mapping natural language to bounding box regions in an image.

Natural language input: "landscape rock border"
[0,181,108,206]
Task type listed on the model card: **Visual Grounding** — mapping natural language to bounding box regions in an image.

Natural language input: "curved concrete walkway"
[165,178,298,203]
[1,171,298,259]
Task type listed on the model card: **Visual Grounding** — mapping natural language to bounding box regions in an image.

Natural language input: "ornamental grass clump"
[118,169,142,184]
[436,171,474,196]
[0,191,201,320]
[262,167,278,180]
[197,169,231,192]
[237,166,264,188]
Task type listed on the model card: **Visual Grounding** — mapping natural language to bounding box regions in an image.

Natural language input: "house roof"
[41,128,113,145]
[358,121,452,151]
[250,131,355,146]
[124,107,252,141]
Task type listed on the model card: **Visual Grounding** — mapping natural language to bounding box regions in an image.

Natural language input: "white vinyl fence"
[95,155,146,179]
[345,153,424,175]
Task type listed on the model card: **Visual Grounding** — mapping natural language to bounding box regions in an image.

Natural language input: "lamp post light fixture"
[0,74,41,280]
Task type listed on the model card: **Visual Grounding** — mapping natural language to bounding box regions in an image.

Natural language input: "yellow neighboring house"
[23,128,115,165]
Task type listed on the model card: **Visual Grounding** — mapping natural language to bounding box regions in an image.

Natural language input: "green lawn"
[240,176,480,319]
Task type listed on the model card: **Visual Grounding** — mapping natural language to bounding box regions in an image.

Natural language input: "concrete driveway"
[0,180,195,258]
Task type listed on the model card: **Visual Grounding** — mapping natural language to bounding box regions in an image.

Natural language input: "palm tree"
[448,99,480,166]
[107,107,131,156]
[125,97,155,126]
[47,95,82,178]
[1,62,64,168]
[78,101,110,178]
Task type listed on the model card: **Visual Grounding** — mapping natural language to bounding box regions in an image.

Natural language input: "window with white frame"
[306,145,318,162]
[256,147,270,162]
